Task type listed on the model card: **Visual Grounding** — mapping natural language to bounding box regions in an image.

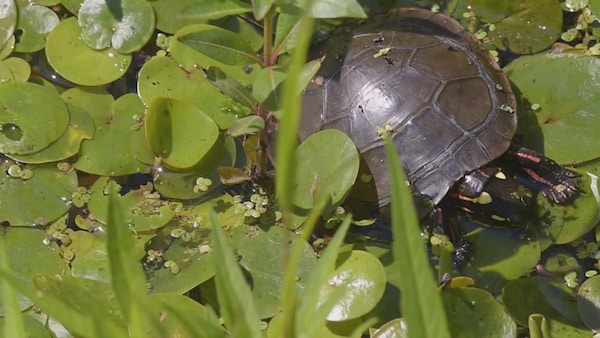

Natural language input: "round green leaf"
[146,97,219,169]
[71,92,149,175]
[78,0,155,53]
[294,129,359,211]
[319,250,386,321]
[152,135,236,200]
[14,3,59,53]
[0,227,66,315]
[0,0,17,49]
[0,36,15,60]
[30,275,125,327]
[148,293,224,337]
[470,0,562,54]
[68,231,111,283]
[46,17,132,86]
[0,60,14,83]
[137,55,238,129]
[231,225,318,319]
[3,56,31,82]
[88,177,175,232]
[506,53,600,164]
[442,287,517,337]
[0,161,77,226]
[0,81,69,155]
[503,277,588,335]
[8,102,95,163]
[578,275,600,331]
[460,225,541,294]
[538,171,599,245]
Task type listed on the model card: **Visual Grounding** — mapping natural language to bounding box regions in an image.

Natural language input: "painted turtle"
[300,8,579,223]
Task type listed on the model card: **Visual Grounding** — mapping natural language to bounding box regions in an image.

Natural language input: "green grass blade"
[0,269,128,338]
[0,235,25,338]
[105,189,163,337]
[384,136,451,338]
[296,216,352,338]
[275,13,314,211]
[210,211,262,338]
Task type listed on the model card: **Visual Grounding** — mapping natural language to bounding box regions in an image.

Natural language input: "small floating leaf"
[78,0,156,53]
[146,97,219,169]
[46,17,132,86]
[0,82,69,155]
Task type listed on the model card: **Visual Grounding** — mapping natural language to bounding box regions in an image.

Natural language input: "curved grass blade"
[210,211,262,338]
[385,136,451,338]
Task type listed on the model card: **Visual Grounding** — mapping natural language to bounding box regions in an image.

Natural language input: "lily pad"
[0,81,69,155]
[71,92,150,176]
[470,0,562,54]
[68,230,151,283]
[578,275,600,331]
[147,293,225,337]
[46,17,131,86]
[318,249,386,322]
[459,225,541,294]
[68,231,112,283]
[230,225,318,319]
[442,287,517,337]
[506,53,600,164]
[14,2,59,53]
[293,129,360,213]
[8,102,95,163]
[146,97,219,169]
[502,277,588,335]
[3,56,31,82]
[137,55,239,129]
[146,195,247,294]
[30,275,125,327]
[147,240,215,295]
[0,36,15,60]
[88,177,175,232]
[0,0,16,49]
[0,60,13,83]
[0,227,66,315]
[538,171,599,245]
[152,135,236,200]
[78,0,155,53]
[0,161,77,226]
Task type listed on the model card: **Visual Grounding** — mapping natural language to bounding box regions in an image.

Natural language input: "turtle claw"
[514,150,580,205]
[538,168,580,204]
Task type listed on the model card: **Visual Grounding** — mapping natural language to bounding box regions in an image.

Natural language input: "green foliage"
[385,136,451,337]
[0,0,599,337]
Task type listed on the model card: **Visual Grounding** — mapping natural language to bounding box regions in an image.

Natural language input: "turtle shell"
[300,8,517,208]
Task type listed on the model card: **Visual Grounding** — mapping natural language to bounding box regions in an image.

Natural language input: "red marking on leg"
[449,192,473,202]
[523,168,553,187]
[517,152,542,164]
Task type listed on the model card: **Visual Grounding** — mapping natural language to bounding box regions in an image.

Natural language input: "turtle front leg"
[506,146,580,204]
